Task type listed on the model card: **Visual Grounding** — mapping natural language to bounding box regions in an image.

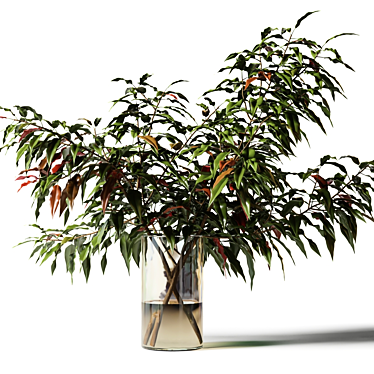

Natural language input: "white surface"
[0,1,373,373]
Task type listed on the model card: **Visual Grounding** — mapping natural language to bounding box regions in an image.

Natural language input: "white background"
[0,1,373,373]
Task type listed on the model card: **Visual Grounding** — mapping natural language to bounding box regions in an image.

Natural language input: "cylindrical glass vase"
[141,235,203,351]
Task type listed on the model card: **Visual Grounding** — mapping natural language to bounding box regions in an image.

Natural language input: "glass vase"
[141,235,203,351]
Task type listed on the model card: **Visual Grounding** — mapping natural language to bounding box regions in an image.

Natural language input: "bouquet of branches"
[1,11,373,295]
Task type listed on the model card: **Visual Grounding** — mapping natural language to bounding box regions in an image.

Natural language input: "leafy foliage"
[1,12,372,288]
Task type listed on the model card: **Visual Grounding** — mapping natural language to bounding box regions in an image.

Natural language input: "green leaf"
[130,236,142,267]
[340,155,359,165]
[234,167,245,189]
[238,187,251,220]
[120,232,131,274]
[226,244,246,281]
[208,177,229,207]
[61,236,74,245]
[213,152,230,179]
[285,111,301,141]
[79,245,90,262]
[275,72,293,90]
[70,142,82,164]
[51,258,57,275]
[111,209,124,236]
[289,215,301,235]
[46,139,61,166]
[82,256,91,282]
[324,232,335,259]
[324,32,358,46]
[305,237,321,256]
[91,221,108,249]
[40,244,61,265]
[64,244,76,274]
[195,173,212,186]
[101,251,107,274]
[126,189,142,220]
[163,226,175,251]
[318,189,334,219]
[242,245,255,290]
[16,143,29,164]
[282,199,304,216]
[295,10,319,29]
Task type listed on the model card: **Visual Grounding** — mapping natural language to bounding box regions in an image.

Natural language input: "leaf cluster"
[1,12,371,288]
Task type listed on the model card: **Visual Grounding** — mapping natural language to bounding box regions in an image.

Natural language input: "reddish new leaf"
[244,77,257,90]
[19,128,40,142]
[101,170,122,213]
[258,71,272,81]
[17,178,37,192]
[229,183,235,191]
[51,160,70,174]
[168,94,178,100]
[157,179,169,187]
[76,152,86,157]
[213,238,227,271]
[50,185,61,218]
[219,158,236,172]
[339,194,352,207]
[233,210,246,232]
[309,59,319,72]
[271,225,281,239]
[201,165,211,173]
[19,156,48,175]
[52,164,62,174]
[163,206,187,214]
[15,175,38,181]
[59,174,82,216]
[311,174,328,189]
[196,188,211,198]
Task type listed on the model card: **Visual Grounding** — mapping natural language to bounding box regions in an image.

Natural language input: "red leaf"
[19,167,39,174]
[156,179,169,187]
[271,225,281,239]
[213,238,227,273]
[77,152,85,157]
[311,174,328,189]
[196,188,211,198]
[161,212,173,218]
[0,116,7,119]
[233,210,246,232]
[60,174,82,216]
[163,206,187,214]
[101,178,117,214]
[138,217,158,232]
[219,158,236,172]
[17,178,37,192]
[339,194,352,207]
[257,71,272,81]
[244,77,257,90]
[201,165,211,173]
[15,175,38,181]
[50,185,61,218]
[309,59,319,72]
[19,128,40,142]
[168,94,178,100]
[51,163,63,174]
[229,183,235,191]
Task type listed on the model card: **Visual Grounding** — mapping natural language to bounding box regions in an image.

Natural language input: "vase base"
[142,344,203,351]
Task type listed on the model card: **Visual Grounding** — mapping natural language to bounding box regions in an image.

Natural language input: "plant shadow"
[202,328,374,350]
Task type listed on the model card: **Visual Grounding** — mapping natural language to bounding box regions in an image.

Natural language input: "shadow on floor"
[202,328,374,349]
